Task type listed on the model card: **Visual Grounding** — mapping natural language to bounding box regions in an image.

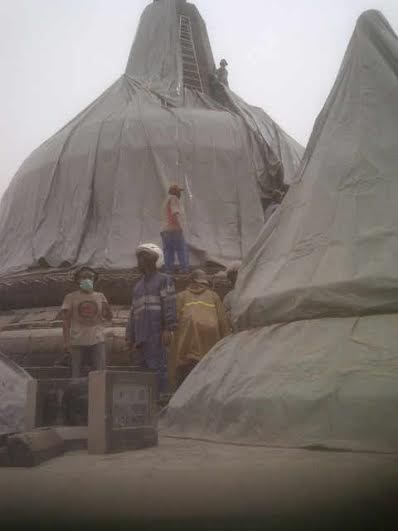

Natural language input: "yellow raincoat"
[174,284,230,369]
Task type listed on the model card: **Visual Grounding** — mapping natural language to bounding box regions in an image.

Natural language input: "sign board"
[112,384,150,428]
[88,371,158,454]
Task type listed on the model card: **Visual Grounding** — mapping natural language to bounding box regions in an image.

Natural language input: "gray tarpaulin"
[164,11,398,453]
[0,352,34,435]
[233,9,398,330]
[0,0,303,275]
[164,314,398,453]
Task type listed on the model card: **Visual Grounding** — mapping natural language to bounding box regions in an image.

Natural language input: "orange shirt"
[161,196,182,232]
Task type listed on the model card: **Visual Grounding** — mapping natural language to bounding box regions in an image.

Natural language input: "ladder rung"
[184,76,201,82]
[183,68,201,77]
[182,55,196,62]
[182,59,198,67]
[183,71,201,78]
[183,64,200,72]
[184,80,201,85]
[184,76,201,84]
[184,75,201,82]
[185,84,202,91]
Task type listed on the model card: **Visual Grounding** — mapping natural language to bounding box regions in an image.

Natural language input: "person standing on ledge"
[126,244,177,395]
[216,59,229,87]
[62,267,113,378]
[161,184,190,275]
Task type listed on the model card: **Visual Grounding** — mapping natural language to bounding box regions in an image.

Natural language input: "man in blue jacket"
[126,244,177,395]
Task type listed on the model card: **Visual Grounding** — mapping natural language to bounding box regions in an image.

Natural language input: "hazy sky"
[0,0,398,199]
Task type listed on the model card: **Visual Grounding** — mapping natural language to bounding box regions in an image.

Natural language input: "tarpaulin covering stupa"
[0,0,303,275]
[0,352,35,436]
[164,10,398,453]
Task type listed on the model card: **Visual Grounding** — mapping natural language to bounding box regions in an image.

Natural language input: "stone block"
[35,378,88,428]
[54,426,87,451]
[19,308,59,324]
[88,371,158,455]
[5,428,64,467]
[25,367,71,380]
[29,328,63,355]
[0,330,32,357]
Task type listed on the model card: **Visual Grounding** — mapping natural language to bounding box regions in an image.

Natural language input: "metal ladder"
[179,15,203,92]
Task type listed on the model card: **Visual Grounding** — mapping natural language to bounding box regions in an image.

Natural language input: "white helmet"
[136,243,164,269]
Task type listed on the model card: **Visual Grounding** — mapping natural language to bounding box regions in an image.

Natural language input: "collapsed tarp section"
[226,90,304,189]
[0,352,35,436]
[233,10,398,330]
[164,313,398,453]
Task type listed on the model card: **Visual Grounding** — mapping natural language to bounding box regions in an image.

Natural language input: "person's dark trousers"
[161,230,190,274]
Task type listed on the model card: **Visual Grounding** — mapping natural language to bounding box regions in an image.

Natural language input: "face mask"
[80,279,94,292]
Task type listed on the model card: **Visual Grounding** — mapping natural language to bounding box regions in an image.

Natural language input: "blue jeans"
[161,230,189,274]
[135,336,168,396]
[70,343,106,379]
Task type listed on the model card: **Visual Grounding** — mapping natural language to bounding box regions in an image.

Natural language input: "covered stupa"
[164,10,398,453]
[0,0,302,368]
[0,0,302,280]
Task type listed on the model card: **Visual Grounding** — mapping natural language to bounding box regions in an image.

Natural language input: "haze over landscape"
[1,0,398,199]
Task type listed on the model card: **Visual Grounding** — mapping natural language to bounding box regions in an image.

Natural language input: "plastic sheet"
[164,314,398,453]
[233,10,398,330]
[0,352,33,436]
[0,0,303,275]
[163,11,398,453]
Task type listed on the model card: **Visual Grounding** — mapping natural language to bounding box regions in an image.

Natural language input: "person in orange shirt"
[160,184,190,275]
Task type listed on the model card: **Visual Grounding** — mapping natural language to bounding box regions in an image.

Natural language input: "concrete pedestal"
[88,371,158,454]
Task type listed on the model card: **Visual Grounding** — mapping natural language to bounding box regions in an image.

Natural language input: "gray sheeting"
[0,352,33,436]
[233,10,398,330]
[164,11,398,453]
[0,0,303,275]
[164,314,398,453]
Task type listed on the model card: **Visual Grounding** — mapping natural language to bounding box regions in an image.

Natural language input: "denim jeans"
[161,230,189,274]
[70,343,107,378]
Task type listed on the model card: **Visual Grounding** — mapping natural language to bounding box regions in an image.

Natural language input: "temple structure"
[0,0,303,372]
